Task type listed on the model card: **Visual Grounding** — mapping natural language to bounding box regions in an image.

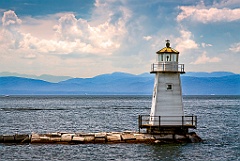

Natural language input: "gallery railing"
[150,63,185,73]
[138,115,197,128]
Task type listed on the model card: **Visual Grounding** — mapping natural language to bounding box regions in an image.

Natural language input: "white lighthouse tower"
[150,40,184,125]
[139,40,196,134]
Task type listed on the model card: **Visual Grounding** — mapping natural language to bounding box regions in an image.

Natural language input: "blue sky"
[0,0,239,77]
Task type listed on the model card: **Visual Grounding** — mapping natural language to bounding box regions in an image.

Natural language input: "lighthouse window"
[167,84,172,90]
[166,54,171,61]
[158,55,163,62]
[172,54,176,62]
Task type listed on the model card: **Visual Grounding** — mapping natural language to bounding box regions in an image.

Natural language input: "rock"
[95,137,106,143]
[107,134,122,142]
[15,134,30,143]
[46,132,61,137]
[133,133,145,140]
[187,132,202,143]
[84,136,95,143]
[95,133,106,143]
[61,134,74,142]
[0,131,203,144]
[50,137,61,142]
[95,132,106,138]
[72,136,85,143]
[174,134,187,140]
[39,136,51,143]
[154,134,173,140]
[3,135,15,143]
[31,133,41,143]
[134,134,155,143]
[121,134,136,141]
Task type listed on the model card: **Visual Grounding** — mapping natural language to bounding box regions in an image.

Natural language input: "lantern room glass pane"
[157,54,165,62]
[172,54,176,62]
[158,54,164,62]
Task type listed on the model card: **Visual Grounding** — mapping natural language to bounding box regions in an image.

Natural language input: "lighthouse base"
[146,126,189,135]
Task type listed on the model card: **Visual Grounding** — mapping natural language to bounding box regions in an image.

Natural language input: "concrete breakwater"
[0,131,202,144]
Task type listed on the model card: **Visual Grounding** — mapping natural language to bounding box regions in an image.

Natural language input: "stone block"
[134,134,154,140]
[50,137,61,142]
[95,133,106,138]
[95,133,106,143]
[133,134,155,143]
[46,132,61,137]
[39,136,51,143]
[84,136,95,143]
[121,134,136,141]
[72,136,85,142]
[133,134,145,140]
[61,134,74,142]
[3,135,15,143]
[95,137,106,143]
[31,133,41,143]
[107,134,122,142]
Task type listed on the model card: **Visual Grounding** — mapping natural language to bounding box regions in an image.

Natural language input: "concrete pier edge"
[0,131,202,144]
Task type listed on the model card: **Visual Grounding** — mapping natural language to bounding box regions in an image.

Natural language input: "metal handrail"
[138,115,197,128]
[151,63,185,73]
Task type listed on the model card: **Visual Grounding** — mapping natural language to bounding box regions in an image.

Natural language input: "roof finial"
[166,40,170,48]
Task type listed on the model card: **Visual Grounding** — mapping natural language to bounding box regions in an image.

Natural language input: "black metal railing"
[150,63,185,73]
[138,115,197,128]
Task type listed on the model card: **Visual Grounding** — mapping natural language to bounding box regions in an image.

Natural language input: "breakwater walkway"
[0,131,202,144]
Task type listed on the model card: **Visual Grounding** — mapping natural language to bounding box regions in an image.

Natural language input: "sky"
[0,0,239,78]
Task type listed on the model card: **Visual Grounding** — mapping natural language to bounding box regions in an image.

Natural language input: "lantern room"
[156,40,179,63]
[151,40,185,73]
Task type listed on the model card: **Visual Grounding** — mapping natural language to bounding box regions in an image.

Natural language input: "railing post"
[158,116,161,131]
[159,116,160,126]
[138,115,141,133]
[196,116,197,128]
[182,116,184,126]
[192,114,194,126]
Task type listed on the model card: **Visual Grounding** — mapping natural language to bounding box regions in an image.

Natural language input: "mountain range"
[0,72,239,95]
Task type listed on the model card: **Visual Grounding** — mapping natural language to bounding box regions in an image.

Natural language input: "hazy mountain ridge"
[0,72,239,95]
[0,72,72,83]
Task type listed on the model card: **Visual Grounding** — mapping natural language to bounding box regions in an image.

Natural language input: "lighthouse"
[139,40,197,134]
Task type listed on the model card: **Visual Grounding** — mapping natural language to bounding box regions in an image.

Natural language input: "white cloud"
[2,10,22,29]
[175,29,198,53]
[201,43,212,48]
[143,36,152,41]
[177,5,240,23]
[229,42,240,53]
[0,2,131,57]
[190,52,221,64]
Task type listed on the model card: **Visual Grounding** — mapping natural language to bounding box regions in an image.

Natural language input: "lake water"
[0,95,239,160]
